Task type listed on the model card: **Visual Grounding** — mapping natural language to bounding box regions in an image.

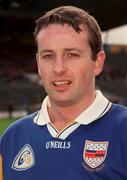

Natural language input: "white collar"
[34,90,112,126]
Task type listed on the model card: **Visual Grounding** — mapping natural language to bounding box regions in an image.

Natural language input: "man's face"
[36,24,104,106]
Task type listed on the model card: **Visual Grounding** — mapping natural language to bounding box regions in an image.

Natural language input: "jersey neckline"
[33,90,112,139]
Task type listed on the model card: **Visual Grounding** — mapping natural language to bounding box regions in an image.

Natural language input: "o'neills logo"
[83,140,108,169]
[46,141,71,149]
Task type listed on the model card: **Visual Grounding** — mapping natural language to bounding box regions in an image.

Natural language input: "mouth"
[52,80,72,87]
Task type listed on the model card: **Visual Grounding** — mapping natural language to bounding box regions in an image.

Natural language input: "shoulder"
[101,103,127,130]
[0,112,37,147]
[108,103,127,132]
[0,112,40,164]
[110,103,127,118]
[5,112,37,133]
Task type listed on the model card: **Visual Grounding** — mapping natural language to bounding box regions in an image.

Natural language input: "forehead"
[36,23,88,42]
[36,24,93,57]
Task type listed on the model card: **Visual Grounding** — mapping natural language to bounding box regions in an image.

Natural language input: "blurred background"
[0,0,127,125]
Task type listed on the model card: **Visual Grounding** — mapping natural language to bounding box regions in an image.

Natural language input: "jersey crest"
[12,144,35,171]
[83,140,108,169]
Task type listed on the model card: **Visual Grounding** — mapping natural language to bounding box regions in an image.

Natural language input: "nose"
[53,58,67,75]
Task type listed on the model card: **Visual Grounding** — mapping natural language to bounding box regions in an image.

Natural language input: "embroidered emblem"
[83,140,108,169]
[12,144,35,171]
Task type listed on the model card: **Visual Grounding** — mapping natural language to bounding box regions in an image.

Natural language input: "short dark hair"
[34,6,102,60]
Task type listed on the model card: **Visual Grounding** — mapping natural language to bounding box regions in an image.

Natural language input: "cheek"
[40,69,48,80]
[37,64,48,83]
[74,67,86,85]
[77,64,94,79]
[38,61,47,75]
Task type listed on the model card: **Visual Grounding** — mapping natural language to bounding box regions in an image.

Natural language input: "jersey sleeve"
[0,137,3,180]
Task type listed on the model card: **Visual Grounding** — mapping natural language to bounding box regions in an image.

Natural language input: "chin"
[50,95,73,106]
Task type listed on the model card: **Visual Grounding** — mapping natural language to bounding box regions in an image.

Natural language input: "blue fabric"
[0,104,127,180]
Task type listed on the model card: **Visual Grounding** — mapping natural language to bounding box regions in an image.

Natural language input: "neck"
[48,91,96,132]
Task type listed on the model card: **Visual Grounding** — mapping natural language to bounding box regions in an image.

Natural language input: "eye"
[42,54,55,60]
[68,53,80,58]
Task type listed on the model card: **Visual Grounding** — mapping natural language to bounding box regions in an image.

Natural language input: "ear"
[36,53,41,76]
[94,51,105,77]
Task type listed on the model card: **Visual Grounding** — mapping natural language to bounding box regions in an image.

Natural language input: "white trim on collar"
[34,96,50,125]
[74,91,112,125]
[33,90,112,126]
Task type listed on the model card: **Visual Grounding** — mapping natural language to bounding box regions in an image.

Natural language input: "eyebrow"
[39,49,53,54]
[64,48,82,53]
[39,48,82,54]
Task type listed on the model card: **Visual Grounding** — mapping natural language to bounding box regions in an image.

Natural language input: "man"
[0,6,127,180]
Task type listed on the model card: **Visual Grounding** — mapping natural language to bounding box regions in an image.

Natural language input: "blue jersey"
[1,94,127,179]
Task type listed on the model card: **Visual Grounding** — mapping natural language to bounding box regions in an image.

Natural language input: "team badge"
[12,144,35,171]
[83,140,108,169]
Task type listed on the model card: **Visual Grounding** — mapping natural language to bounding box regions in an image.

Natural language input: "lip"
[51,79,72,91]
